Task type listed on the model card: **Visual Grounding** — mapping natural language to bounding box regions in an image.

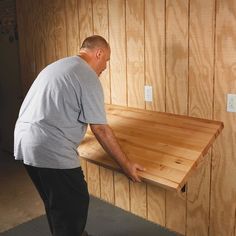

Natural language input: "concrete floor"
[0,150,179,236]
[0,150,44,233]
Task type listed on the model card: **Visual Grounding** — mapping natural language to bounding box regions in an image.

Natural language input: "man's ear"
[95,48,103,59]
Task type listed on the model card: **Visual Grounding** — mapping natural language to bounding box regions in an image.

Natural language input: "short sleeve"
[78,77,107,124]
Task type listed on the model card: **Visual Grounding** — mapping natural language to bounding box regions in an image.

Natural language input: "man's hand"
[123,161,145,182]
[90,124,145,182]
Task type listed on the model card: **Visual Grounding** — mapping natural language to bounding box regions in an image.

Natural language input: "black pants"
[24,164,89,236]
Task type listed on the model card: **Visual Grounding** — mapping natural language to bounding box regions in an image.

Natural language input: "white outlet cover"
[144,85,153,102]
[227,94,236,112]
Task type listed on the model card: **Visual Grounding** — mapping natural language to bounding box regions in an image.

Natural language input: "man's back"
[14,56,106,169]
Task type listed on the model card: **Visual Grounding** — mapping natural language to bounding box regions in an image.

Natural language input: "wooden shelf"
[78,105,223,192]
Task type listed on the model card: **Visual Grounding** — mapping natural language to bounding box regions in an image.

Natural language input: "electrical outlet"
[145,85,153,102]
[227,94,236,112]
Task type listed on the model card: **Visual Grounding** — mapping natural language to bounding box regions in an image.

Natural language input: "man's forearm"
[89,124,131,169]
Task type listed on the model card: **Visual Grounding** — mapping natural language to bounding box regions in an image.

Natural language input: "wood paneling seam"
[63,0,69,57]
[107,0,111,104]
[185,184,188,236]
[208,149,213,236]
[112,170,115,204]
[164,0,167,113]
[52,1,57,60]
[212,0,217,121]
[91,0,94,34]
[234,207,236,236]
[187,0,190,117]
[98,165,101,197]
[128,180,131,211]
[186,2,190,234]
[145,182,148,219]
[164,189,167,227]
[209,1,217,235]
[77,0,81,45]
[125,0,128,106]
[144,0,146,111]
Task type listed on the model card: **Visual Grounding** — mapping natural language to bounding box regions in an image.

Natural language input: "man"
[14,35,145,236]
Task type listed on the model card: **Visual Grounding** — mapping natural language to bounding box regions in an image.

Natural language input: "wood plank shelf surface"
[78,105,223,191]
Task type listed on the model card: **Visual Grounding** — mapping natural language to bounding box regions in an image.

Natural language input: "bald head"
[79,35,110,76]
[80,35,110,50]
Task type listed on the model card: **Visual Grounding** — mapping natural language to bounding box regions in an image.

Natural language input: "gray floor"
[0,150,179,236]
[1,196,179,236]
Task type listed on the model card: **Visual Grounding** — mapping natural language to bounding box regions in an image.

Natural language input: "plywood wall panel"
[15,0,26,93]
[165,2,189,234]
[109,0,127,106]
[87,162,101,198]
[145,0,165,112]
[31,0,46,75]
[211,136,236,236]
[16,1,236,235]
[211,0,236,235]
[41,0,57,65]
[100,167,114,204]
[114,173,130,211]
[26,0,36,79]
[186,153,211,236]
[78,0,93,42]
[166,191,186,235]
[147,185,165,227]
[130,182,147,219]
[16,0,35,94]
[187,0,215,235]
[64,0,80,56]
[189,0,215,119]
[54,0,67,59]
[93,0,108,40]
[166,0,188,115]
[93,0,110,104]
[126,0,145,109]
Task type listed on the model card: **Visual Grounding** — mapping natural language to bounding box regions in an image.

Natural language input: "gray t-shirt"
[14,56,107,169]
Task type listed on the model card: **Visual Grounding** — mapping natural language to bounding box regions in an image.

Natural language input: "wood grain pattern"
[211,0,236,235]
[78,0,93,42]
[166,190,186,235]
[145,0,165,112]
[79,105,223,192]
[165,2,189,231]
[54,0,67,59]
[16,0,35,94]
[147,185,165,226]
[27,0,36,78]
[187,152,211,236]
[100,167,114,204]
[93,0,108,38]
[187,1,215,235]
[130,182,147,218]
[31,1,46,75]
[189,0,215,119]
[114,172,130,211]
[64,0,80,56]
[16,1,236,234]
[87,162,101,198]
[126,0,145,109]
[109,0,127,106]
[42,0,57,65]
[166,0,188,115]
[92,0,110,104]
